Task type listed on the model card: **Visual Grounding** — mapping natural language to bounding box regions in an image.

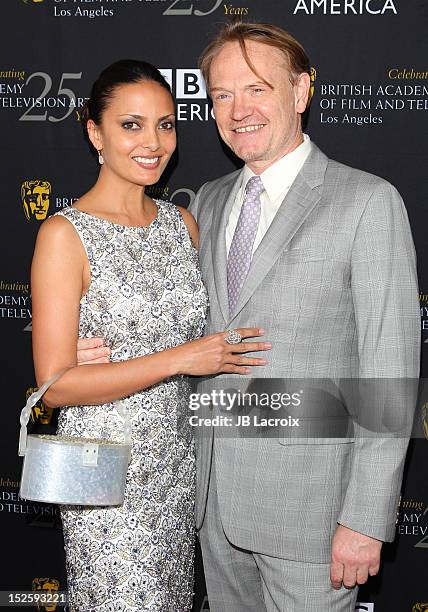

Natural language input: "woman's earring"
[98,150,104,165]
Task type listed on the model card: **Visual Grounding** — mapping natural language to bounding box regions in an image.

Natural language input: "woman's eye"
[159,121,175,131]
[122,121,139,130]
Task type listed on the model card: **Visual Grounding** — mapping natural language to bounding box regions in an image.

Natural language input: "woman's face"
[88,80,176,186]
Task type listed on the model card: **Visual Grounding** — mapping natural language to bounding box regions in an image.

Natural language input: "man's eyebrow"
[210,81,273,93]
[246,81,273,88]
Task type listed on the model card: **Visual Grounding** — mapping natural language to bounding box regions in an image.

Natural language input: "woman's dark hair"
[81,59,173,151]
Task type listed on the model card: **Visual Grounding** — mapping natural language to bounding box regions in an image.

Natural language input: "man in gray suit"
[188,22,420,611]
[77,22,419,612]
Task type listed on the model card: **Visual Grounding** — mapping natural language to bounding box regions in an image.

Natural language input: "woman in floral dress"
[31,60,267,611]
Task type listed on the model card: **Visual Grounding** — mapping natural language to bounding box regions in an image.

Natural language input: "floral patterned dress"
[54,201,208,611]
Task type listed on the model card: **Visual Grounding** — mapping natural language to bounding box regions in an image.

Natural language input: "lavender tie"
[227,175,264,314]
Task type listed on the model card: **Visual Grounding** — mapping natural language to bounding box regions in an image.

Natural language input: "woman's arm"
[32,216,270,408]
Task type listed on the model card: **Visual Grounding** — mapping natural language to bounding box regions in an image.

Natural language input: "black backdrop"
[1,1,427,610]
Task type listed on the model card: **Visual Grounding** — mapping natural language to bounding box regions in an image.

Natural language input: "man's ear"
[294,72,311,114]
[87,119,103,152]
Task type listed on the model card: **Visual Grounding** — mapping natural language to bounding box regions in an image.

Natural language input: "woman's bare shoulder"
[176,205,199,249]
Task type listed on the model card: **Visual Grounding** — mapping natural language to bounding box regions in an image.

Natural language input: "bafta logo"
[21,180,51,221]
[22,0,44,4]
[308,67,317,106]
[32,578,60,612]
[421,402,428,441]
[412,604,428,612]
[27,387,54,425]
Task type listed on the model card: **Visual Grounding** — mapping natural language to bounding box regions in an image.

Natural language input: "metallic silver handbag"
[18,368,132,506]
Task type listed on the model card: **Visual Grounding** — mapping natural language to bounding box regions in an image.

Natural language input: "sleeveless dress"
[54,201,208,612]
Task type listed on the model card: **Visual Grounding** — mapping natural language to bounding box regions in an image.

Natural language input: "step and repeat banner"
[1,1,427,610]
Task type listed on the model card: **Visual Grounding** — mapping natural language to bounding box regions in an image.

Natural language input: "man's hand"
[330,524,382,590]
[77,337,110,365]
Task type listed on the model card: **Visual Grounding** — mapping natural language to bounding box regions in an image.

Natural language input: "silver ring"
[225,329,242,345]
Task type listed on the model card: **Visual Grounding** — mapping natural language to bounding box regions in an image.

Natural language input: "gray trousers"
[199,458,359,612]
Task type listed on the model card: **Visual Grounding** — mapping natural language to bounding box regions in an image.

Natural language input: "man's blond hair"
[199,22,311,90]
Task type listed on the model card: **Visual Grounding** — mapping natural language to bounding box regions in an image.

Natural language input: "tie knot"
[244,176,264,199]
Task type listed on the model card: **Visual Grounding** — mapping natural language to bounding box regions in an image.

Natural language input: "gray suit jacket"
[189,143,420,563]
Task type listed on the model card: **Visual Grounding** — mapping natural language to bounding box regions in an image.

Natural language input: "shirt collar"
[241,134,312,203]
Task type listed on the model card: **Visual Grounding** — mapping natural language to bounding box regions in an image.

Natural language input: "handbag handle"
[19,366,132,457]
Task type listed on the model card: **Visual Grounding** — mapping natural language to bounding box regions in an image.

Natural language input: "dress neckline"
[69,199,162,230]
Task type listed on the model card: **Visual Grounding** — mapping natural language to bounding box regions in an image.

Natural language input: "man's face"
[23,183,50,220]
[209,41,310,174]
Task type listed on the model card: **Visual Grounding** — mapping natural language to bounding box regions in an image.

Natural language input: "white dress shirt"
[226,134,312,256]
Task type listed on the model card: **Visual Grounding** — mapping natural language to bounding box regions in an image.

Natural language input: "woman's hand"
[77,337,111,364]
[171,328,271,376]
[76,329,271,376]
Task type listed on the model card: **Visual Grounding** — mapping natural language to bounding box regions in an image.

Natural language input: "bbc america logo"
[160,69,207,100]
[159,70,212,122]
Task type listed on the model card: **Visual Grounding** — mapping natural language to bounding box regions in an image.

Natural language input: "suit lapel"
[228,144,329,325]
[211,170,243,324]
